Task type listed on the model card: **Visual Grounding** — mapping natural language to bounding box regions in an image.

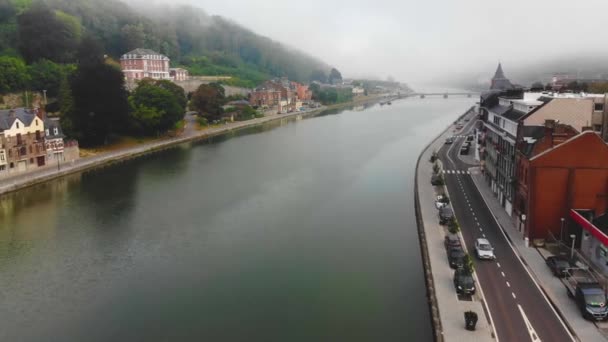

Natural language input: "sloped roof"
[530,131,608,164]
[502,109,527,121]
[522,98,593,133]
[493,63,506,79]
[121,48,168,59]
[0,108,38,130]
[490,63,514,90]
[44,117,65,139]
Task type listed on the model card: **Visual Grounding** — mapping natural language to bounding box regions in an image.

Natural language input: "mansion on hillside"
[120,49,189,82]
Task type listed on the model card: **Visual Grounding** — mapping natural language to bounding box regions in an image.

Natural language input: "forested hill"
[0,0,331,88]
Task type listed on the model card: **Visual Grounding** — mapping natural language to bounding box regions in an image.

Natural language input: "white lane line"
[518,304,541,342]
[483,233,486,238]
[506,281,511,288]
[479,227,483,232]
[512,292,517,299]
[501,271,505,277]
[497,262,501,268]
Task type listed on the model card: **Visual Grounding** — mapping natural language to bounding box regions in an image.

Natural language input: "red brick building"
[249,78,303,113]
[515,131,608,241]
[120,48,171,81]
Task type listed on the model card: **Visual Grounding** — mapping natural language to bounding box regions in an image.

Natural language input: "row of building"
[249,78,313,114]
[0,108,77,177]
[477,64,608,274]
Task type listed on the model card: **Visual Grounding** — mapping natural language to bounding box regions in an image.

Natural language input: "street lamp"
[560,218,565,242]
[570,234,576,259]
[519,214,526,233]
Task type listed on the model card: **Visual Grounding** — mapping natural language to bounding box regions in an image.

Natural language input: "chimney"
[545,119,556,147]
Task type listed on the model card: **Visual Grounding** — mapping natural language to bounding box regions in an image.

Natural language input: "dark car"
[444,233,461,250]
[448,247,466,269]
[454,268,476,295]
[459,146,469,155]
[439,207,454,225]
[445,137,454,144]
[546,256,572,277]
[431,174,443,186]
[466,135,474,142]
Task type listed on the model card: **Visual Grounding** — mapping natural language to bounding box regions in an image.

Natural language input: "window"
[29,145,32,154]
[53,128,58,135]
[45,129,49,136]
[0,153,4,161]
[16,122,19,129]
[36,130,41,140]
[10,162,13,168]
[595,103,604,111]
[594,125,602,132]
[16,133,22,145]
[35,119,38,126]
[30,158,33,164]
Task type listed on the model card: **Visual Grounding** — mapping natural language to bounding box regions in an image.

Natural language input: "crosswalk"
[450,135,470,139]
[442,170,471,175]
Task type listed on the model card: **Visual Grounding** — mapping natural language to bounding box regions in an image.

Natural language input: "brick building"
[170,68,189,81]
[120,48,171,81]
[515,131,608,241]
[0,108,46,175]
[249,78,307,113]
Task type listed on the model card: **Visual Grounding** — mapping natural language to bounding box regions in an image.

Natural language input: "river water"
[0,97,474,341]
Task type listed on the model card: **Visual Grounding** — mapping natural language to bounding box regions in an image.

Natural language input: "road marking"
[497,262,501,268]
[479,227,483,232]
[512,292,517,299]
[501,272,505,277]
[518,304,542,342]
[483,233,486,238]
[506,281,510,287]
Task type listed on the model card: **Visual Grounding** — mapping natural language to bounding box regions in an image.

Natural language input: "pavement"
[416,107,495,342]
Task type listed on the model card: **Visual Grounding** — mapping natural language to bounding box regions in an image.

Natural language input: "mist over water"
[0,97,473,341]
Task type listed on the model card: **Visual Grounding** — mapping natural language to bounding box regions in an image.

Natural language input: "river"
[0,96,474,341]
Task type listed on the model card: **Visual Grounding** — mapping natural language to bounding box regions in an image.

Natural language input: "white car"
[475,238,496,260]
[435,195,448,209]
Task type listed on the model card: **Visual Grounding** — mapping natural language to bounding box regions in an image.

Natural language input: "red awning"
[570,209,608,246]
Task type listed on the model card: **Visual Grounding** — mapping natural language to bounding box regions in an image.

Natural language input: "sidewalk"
[416,116,495,341]
[469,166,607,342]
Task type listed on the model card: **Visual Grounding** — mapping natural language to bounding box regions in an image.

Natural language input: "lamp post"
[560,217,565,242]
[570,234,576,259]
[42,89,47,105]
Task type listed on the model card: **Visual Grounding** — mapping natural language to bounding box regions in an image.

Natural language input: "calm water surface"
[0,97,473,341]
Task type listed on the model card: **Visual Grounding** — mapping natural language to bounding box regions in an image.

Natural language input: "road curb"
[466,166,579,341]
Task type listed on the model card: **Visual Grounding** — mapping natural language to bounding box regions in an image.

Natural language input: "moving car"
[545,255,571,277]
[459,146,469,155]
[444,233,461,250]
[445,137,454,144]
[438,206,454,225]
[474,238,496,260]
[466,135,474,142]
[454,268,476,295]
[447,246,466,269]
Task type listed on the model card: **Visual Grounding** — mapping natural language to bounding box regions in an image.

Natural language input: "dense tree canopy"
[129,80,185,135]
[63,58,129,146]
[17,3,80,63]
[0,55,28,93]
[190,83,225,121]
[328,68,343,85]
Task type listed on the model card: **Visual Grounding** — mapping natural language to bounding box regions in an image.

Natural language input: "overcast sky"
[175,0,607,84]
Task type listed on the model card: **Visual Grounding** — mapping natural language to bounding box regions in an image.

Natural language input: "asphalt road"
[438,115,573,342]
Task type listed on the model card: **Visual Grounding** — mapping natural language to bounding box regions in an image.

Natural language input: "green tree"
[0,55,28,93]
[63,60,129,146]
[589,82,608,94]
[17,3,80,63]
[129,82,183,135]
[328,67,343,85]
[190,83,225,121]
[310,69,327,83]
[154,79,187,112]
[27,59,72,97]
[120,23,145,52]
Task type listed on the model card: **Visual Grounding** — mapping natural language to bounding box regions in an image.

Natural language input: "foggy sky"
[174,0,606,84]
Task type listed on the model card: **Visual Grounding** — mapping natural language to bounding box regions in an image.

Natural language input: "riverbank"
[0,94,386,196]
[414,107,495,342]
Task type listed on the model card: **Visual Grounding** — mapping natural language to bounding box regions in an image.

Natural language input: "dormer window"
[53,128,58,135]
[16,122,19,129]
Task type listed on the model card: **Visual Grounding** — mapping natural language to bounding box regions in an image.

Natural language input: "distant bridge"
[405,92,480,99]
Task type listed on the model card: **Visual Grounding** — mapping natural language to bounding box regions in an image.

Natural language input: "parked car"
[438,207,454,225]
[448,246,466,269]
[435,195,449,209]
[454,268,476,295]
[466,135,474,142]
[545,256,572,277]
[459,146,469,155]
[431,174,443,186]
[474,238,496,260]
[464,118,470,122]
[444,233,461,250]
[445,137,454,144]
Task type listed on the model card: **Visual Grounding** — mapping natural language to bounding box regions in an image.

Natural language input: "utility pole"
[43,90,47,105]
